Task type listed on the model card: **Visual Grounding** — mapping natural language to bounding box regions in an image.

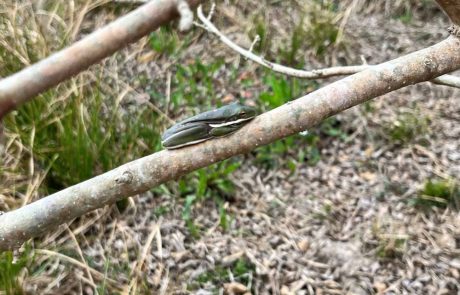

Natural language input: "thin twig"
[195,5,460,88]
[248,35,261,53]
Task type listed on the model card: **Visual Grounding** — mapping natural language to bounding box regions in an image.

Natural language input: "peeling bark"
[1,36,460,251]
[0,0,201,119]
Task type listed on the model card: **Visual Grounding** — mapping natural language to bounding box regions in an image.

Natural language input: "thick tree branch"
[196,6,460,88]
[1,36,460,251]
[436,0,460,25]
[0,0,201,119]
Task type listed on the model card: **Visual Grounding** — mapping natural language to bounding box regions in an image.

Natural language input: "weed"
[370,221,408,259]
[256,71,324,168]
[362,101,376,114]
[384,111,430,144]
[149,25,180,56]
[182,160,240,201]
[179,160,241,236]
[254,115,346,169]
[376,236,407,259]
[148,22,196,57]
[5,85,164,192]
[164,59,225,110]
[389,0,434,24]
[181,195,200,238]
[303,1,341,57]
[398,9,413,24]
[218,201,231,232]
[232,258,254,283]
[153,205,170,217]
[300,132,321,165]
[96,259,111,295]
[319,117,348,140]
[278,22,305,66]
[260,72,296,108]
[189,258,255,291]
[312,200,335,221]
[410,179,459,209]
[0,245,33,295]
[248,15,272,55]
[1,1,167,196]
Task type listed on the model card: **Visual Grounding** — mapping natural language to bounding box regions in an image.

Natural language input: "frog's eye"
[240,111,246,115]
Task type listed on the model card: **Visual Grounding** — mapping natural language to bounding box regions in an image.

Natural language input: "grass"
[376,236,408,259]
[149,24,196,58]
[248,0,343,63]
[0,245,34,295]
[1,1,158,194]
[278,21,306,66]
[359,0,437,18]
[5,75,164,192]
[248,15,272,56]
[303,1,341,57]
[370,222,408,260]
[178,160,241,237]
[410,179,460,210]
[255,70,348,170]
[0,0,168,292]
[0,251,26,294]
[383,111,430,145]
[149,26,180,56]
[188,258,255,292]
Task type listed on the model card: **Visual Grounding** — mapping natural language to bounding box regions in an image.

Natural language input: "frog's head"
[219,102,257,123]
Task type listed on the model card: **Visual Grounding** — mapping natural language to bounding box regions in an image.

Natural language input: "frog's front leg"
[209,122,247,137]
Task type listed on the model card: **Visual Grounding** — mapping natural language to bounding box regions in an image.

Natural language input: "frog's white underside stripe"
[208,117,253,128]
[163,138,209,149]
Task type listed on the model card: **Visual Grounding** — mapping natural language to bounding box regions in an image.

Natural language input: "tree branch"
[1,35,460,251]
[195,5,460,88]
[435,0,460,25]
[0,0,202,119]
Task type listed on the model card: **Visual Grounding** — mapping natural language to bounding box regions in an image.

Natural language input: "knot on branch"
[448,25,460,38]
[423,58,438,72]
[177,0,193,32]
[115,171,134,185]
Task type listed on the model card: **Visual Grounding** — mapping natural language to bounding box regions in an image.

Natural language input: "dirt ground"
[4,1,460,294]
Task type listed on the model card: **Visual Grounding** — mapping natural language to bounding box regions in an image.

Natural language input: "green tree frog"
[161,102,257,149]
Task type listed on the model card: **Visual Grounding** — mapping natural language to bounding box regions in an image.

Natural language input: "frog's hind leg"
[162,123,210,149]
